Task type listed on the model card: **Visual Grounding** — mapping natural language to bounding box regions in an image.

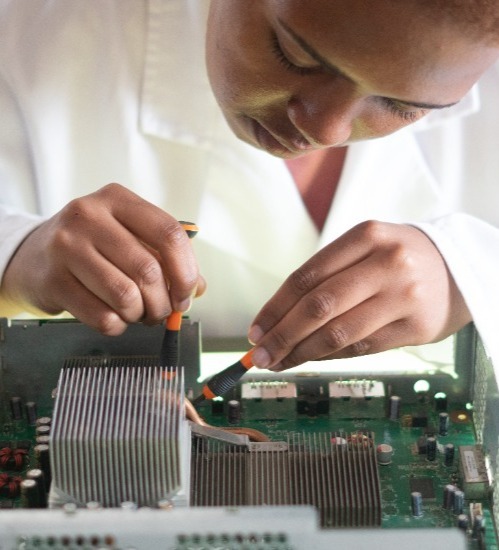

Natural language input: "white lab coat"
[0,0,498,365]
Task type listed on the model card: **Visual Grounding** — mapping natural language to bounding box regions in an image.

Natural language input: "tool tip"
[192,394,206,407]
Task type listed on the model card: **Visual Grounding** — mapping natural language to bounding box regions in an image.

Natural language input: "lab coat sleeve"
[0,57,44,284]
[412,213,499,364]
[0,206,44,284]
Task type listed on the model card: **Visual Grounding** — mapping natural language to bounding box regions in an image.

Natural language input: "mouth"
[250,118,314,157]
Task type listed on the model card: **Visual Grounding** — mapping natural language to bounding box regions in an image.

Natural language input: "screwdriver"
[159,221,198,368]
[192,348,255,406]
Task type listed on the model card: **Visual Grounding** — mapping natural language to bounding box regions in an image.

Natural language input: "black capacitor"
[227,400,241,424]
[211,399,225,415]
[34,444,51,490]
[10,397,23,421]
[426,436,437,461]
[438,412,449,436]
[411,491,423,517]
[417,436,427,455]
[444,443,455,466]
[20,479,39,508]
[472,514,485,539]
[457,514,469,531]
[443,484,456,509]
[26,469,48,508]
[25,401,37,426]
[388,395,401,420]
[453,490,464,515]
[434,393,448,412]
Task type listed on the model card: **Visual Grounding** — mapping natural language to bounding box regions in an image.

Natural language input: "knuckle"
[349,339,372,357]
[179,271,200,293]
[50,225,74,251]
[385,242,413,271]
[304,291,335,320]
[135,258,163,287]
[159,222,187,251]
[324,323,350,350]
[355,219,388,243]
[58,197,94,225]
[98,182,126,199]
[403,279,425,304]
[270,329,293,352]
[94,312,127,336]
[290,266,317,294]
[111,279,142,311]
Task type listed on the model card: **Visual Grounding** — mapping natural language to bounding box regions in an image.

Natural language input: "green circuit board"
[1,379,496,549]
[197,381,497,550]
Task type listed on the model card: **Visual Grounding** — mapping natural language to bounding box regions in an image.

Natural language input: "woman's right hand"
[0,183,205,335]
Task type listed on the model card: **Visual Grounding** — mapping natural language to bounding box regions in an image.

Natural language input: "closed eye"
[270,32,319,76]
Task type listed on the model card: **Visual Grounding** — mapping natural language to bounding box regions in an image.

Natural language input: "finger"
[105,186,199,311]
[93,220,172,324]
[321,318,416,361]
[48,271,129,336]
[250,254,387,369]
[269,295,407,371]
[56,212,170,324]
[69,242,169,325]
[194,274,207,298]
[249,221,380,341]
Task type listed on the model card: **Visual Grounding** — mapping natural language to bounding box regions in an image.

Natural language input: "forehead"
[267,0,499,103]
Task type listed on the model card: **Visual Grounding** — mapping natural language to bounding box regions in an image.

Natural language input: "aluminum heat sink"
[49,357,190,508]
[191,431,381,527]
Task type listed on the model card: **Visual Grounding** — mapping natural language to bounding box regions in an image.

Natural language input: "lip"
[250,118,314,156]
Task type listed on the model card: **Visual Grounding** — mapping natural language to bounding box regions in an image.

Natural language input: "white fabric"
[0,0,498,366]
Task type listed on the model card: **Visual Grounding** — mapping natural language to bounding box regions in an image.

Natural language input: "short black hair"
[413,0,499,46]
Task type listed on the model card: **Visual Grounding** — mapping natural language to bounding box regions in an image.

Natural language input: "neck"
[285,147,347,232]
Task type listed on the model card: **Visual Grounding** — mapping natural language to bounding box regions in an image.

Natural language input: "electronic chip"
[409,477,435,499]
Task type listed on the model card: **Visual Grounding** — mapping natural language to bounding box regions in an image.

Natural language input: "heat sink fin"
[50,357,190,508]
[191,431,381,527]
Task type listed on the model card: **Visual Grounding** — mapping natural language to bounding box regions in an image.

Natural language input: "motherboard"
[0,318,497,549]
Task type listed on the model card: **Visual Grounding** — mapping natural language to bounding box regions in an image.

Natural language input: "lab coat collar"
[140,0,219,148]
[319,127,448,249]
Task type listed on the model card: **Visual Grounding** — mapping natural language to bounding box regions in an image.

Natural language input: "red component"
[7,476,21,498]
[0,472,22,497]
[0,447,28,471]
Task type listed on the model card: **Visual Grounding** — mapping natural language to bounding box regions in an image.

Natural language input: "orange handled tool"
[192,348,255,405]
[159,221,198,368]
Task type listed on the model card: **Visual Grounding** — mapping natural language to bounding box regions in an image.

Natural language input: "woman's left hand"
[248,220,472,371]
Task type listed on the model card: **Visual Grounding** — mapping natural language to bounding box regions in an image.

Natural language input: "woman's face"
[206,0,498,158]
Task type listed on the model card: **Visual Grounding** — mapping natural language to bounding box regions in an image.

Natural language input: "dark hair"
[415,0,499,46]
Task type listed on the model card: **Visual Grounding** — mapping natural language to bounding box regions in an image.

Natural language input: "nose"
[287,79,361,147]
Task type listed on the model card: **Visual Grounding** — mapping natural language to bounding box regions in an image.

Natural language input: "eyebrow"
[277,19,459,111]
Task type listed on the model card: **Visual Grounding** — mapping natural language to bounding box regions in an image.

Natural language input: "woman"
[0,0,498,369]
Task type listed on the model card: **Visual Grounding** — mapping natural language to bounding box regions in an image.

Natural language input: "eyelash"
[379,97,425,122]
[270,33,315,76]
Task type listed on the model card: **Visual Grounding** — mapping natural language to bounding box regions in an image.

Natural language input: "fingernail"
[251,346,271,369]
[248,324,264,345]
[177,297,192,313]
